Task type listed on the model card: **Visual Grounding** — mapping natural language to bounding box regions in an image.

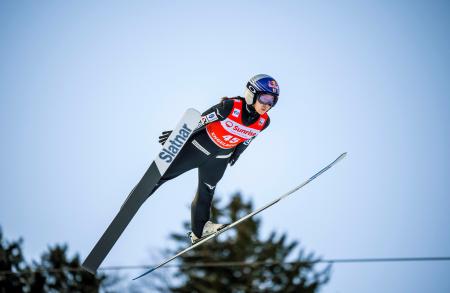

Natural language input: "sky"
[1,0,450,292]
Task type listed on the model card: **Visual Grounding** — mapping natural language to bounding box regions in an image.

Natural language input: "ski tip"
[132,268,155,281]
[333,152,347,164]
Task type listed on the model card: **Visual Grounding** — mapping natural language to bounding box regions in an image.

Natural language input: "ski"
[82,108,201,274]
[133,152,347,280]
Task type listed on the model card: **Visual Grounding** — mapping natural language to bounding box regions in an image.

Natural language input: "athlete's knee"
[200,181,217,196]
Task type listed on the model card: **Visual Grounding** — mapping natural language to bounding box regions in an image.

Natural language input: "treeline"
[1,192,330,292]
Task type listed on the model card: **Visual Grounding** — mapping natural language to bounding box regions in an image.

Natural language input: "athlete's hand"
[159,130,172,145]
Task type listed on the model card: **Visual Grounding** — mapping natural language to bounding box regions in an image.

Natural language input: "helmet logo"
[226,121,233,128]
[268,80,279,94]
[248,85,257,93]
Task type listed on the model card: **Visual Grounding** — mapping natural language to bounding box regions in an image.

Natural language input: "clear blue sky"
[1,1,449,292]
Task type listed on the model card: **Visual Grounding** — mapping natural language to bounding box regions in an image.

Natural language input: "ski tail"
[82,108,201,274]
[82,162,162,274]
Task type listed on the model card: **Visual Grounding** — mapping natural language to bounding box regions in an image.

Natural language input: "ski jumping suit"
[150,97,270,238]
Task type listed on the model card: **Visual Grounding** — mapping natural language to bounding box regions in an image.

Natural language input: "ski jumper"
[149,97,270,237]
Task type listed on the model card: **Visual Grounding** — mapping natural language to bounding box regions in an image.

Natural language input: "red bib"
[206,99,268,149]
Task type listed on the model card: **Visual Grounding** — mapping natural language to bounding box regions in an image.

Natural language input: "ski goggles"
[257,93,277,107]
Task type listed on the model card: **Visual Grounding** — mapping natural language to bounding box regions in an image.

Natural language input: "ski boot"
[187,221,228,244]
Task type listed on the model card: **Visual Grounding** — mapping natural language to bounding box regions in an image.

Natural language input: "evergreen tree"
[154,192,331,293]
[0,229,29,293]
[0,227,117,293]
[36,243,119,293]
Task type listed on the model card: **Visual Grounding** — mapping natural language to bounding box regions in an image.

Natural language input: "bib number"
[223,135,240,144]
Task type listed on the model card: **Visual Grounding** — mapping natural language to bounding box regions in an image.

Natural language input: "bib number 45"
[222,135,240,144]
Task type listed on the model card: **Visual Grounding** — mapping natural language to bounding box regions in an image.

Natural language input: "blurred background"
[1,0,449,292]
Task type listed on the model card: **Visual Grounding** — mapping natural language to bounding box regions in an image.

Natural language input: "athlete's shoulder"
[202,98,231,119]
[222,96,244,106]
[218,97,234,118]
[216,96,244,118]
[221,97,235,107]
[231,96,245,103]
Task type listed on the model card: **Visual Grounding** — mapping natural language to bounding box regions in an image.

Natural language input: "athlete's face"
[254,100,272,115]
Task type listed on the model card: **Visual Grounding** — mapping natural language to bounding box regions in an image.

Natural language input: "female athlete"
[151,74,279,243]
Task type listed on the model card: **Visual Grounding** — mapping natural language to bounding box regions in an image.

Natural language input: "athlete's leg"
[191,157,229,237]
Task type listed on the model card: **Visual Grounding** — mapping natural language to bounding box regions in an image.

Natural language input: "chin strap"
[245,104,254,112]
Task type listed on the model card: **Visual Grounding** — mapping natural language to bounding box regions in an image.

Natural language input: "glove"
[158,130,172,145]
